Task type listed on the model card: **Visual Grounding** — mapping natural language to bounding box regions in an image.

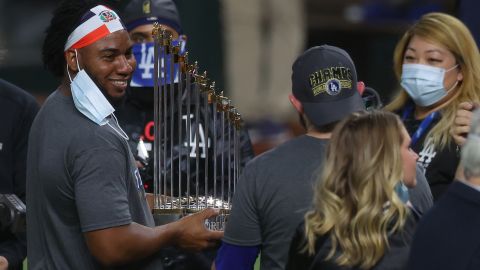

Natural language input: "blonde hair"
[304,111,408,269]
[385,12,480,149]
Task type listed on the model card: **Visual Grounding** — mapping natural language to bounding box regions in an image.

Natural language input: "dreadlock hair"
[42,0,121,77]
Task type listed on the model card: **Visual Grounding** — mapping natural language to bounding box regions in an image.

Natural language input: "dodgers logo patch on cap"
[291,45,365,127]
[309,66,352,96]
[326,78,341,96]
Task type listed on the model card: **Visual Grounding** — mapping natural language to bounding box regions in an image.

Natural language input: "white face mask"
[67,50,115,126]
[400,63,459,107]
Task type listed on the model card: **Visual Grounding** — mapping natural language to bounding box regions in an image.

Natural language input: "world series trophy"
[150,24,243,230]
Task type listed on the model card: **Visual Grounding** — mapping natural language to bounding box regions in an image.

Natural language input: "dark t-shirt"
[408,181,480,270]
[223,135,328,270]
[409,165,433,215]
[26,90,163,270]
[0,79,39,269]
[222,134,432,270]
[402,112,459,200]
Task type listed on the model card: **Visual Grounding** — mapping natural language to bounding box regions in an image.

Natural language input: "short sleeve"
[223,162,262,246]
[72,147,132,232]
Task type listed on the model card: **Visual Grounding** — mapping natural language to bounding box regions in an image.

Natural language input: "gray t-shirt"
[223,135,328,270]
[26,90,163,270]
[409,165,434,215]
[223,134,433,270]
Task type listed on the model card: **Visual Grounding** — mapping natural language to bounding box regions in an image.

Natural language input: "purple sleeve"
[215,241,259,270]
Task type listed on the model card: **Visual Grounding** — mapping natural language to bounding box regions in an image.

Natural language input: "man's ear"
[65,49,80,73]
[289,94,303,113]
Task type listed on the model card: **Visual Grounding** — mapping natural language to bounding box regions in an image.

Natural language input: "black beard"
[90,77,126,108]
[106,93,126,109]
[84,69,127,109]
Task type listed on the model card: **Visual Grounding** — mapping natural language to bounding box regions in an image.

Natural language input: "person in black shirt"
[385,12,480,200]
[116,1,254,269]
[0,78,39,270]
[117,0,254,196]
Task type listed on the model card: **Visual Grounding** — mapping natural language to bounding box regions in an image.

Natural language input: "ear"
[65,49,80,73]
[457,66,463,82]
[289,94,303,113]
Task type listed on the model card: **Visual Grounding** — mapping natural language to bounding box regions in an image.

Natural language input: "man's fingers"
[208,230,224,240]
[454,115,472,126]
[459,101,475,111]
[205,239,222,249]
[451,123,469,146]
[201,231,224,250]
[200,208,220,219]
[190,229,223,251]
[452,125,470,136]
[455,109,473,119]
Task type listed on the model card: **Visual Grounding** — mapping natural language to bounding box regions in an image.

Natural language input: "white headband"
[64,5,124,51]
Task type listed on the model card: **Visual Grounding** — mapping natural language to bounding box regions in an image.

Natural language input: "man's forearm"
[85,208,222,267]
[85,222,178,266]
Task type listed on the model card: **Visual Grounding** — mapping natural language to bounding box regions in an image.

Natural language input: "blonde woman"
[385,12,480,199]
[287,111,419,270]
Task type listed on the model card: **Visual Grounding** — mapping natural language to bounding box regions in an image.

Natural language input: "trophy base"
[151,208,230,230]
[185,208,230,231]
[152,208,184,226]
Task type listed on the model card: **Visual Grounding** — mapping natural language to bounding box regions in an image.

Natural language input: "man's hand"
[0,256,9,270]
[450,102,477,146]
[173,208,224,252]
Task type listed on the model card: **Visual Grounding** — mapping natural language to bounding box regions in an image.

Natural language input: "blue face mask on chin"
[67,50,114,126]
[130,37,186,88]
[67,50,129,140]
[400,63,459,107]
[394,181,410,204]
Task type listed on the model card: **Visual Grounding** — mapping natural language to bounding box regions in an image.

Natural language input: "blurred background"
[1,0,476,153]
